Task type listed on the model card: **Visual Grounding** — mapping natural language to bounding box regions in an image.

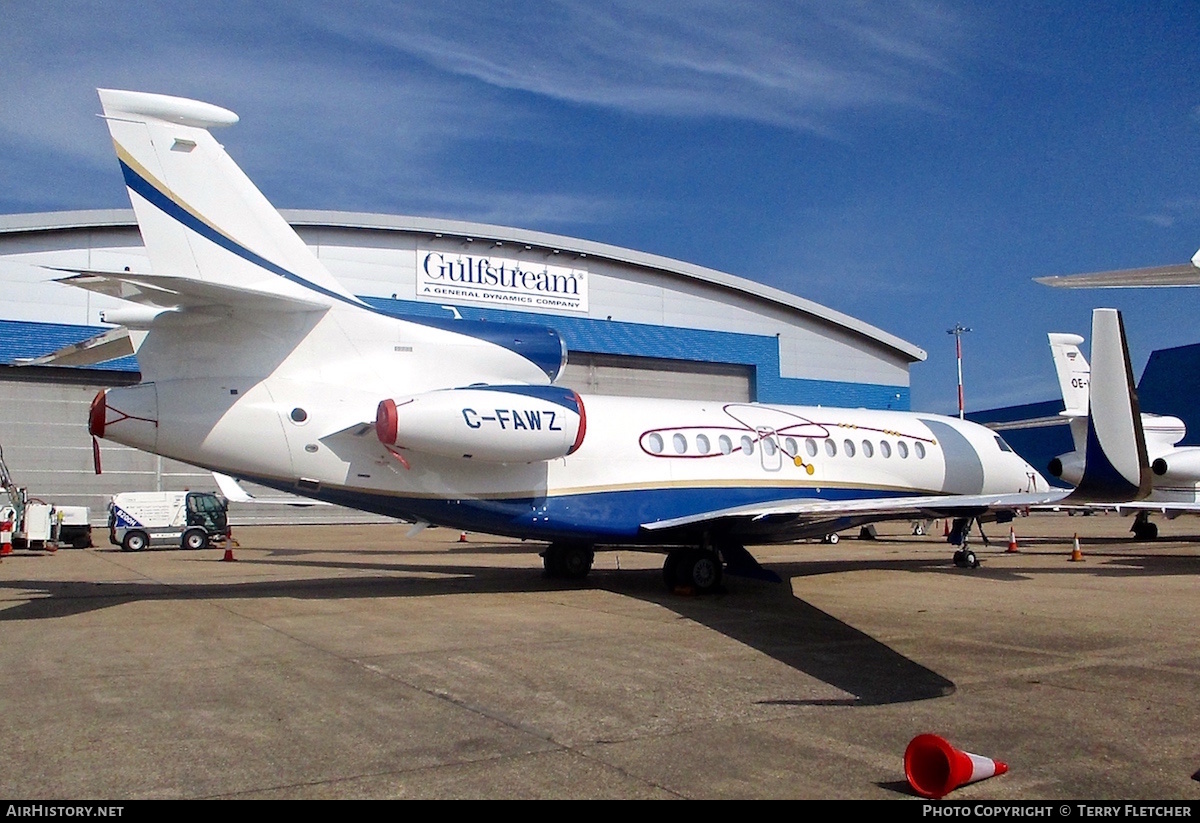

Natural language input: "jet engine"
[1047,451,1085,486]
[376,385,585,462]
[1150,450,1200,485]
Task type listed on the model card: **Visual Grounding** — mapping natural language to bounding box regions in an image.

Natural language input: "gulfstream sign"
[418,250,588,313]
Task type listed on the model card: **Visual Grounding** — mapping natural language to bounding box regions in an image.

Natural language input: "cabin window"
[862,440,874,458]
[994,435,1014,453]
[824,438,837,457]
[785,437,798,456]
[647,433,664,454]
[915,442,927,459]
[741,435,755,456]
[805,438,818,457]
[897,440,909,459]
[719,435,733,455]
[696,434,711,454]
[673,433,688,454]
[843,439,856,457]
[880,441,892,458]
[762,437,777,457]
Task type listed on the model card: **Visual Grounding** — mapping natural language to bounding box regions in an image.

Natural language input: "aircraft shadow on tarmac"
[0,548,957,707]
[0,544,1194,705]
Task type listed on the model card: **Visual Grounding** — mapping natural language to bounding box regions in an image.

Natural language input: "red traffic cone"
[220,547,237,562]
[943,519,950,537]
[1,518,12,556]
[905,734,1008,799]
[458,531,468,543]
[1069,533,1084,562]
[1007,526,1019,553]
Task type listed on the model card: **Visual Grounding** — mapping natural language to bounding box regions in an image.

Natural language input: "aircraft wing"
[640,490,1070,542]
[1034,246,1200,289]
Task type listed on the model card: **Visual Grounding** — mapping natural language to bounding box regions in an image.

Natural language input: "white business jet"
[1046,333,1198,539]
[64,90,1151,590]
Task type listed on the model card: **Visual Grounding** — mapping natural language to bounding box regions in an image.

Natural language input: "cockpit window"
[994,435,1014,453]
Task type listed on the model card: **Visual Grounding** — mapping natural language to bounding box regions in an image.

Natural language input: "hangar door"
[559,353,753,401]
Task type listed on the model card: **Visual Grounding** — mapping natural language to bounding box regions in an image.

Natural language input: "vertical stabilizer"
[1048,331,1090,453]
[97,89,360,307]
[1071,309,1151,502]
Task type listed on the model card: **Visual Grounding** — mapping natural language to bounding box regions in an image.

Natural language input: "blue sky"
[3,1,1198,412]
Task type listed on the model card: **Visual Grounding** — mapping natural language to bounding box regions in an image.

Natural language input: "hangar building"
[0,209,926,526]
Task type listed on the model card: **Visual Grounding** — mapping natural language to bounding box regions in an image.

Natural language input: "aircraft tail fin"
[1048,333,1090,417]
[1048,331,1090,454]
[1068,309,1151,503]
[97,89,360,307]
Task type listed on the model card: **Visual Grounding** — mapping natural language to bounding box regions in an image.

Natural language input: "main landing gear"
[1130,511,1159,541]
[662,548,724,594]
[542,541,777,594]
[541,542,595,580]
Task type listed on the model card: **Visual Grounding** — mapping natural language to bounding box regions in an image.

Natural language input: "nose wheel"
[952,548,979,569]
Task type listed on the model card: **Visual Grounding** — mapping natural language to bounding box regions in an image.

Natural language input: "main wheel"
[122,531,148,552]
[182,528,209,550]
[542,543,594,580]
[666,549,723,594]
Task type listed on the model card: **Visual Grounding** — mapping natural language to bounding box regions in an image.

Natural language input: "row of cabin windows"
[644,432,929,460]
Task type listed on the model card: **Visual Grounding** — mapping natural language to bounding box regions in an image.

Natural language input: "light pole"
[947,323,971,420]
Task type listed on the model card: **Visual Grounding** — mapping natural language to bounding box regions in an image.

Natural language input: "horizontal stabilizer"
[212,473,330,506]
[51,269,329,314]
[15,326,141,367]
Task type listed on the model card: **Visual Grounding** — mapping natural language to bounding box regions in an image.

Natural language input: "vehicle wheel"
[824,533,840,545]
[122,531,148,552]
[182,528,209,550]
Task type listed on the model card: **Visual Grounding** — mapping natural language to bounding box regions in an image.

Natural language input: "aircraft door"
[758,428,783,472]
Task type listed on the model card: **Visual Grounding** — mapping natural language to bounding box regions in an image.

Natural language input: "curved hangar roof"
[0,209,925,409]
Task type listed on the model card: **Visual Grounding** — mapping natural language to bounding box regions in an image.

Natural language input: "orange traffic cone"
[943,519,950,537]
[221,547,237,562]
[1007,526,1019,553]
[1,518,12,556]
[905,734,1009,799]
[458,531,468,543]
[1069,533,1084,562]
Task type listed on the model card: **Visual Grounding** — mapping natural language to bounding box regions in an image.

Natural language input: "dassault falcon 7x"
[67,90,1151,591]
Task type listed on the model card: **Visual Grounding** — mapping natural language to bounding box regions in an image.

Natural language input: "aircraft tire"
[1132,521,1159,540]
[543,542,593,579]
[667,549,723,594]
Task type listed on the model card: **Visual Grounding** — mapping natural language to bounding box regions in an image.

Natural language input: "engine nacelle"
[1048,451,1085,486]
[376,385,586,463]
[1150,448,1200,485]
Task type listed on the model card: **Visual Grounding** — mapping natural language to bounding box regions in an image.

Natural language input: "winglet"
[1068,309,1151,503]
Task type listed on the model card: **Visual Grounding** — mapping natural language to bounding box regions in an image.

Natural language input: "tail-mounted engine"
[376,385,585,462]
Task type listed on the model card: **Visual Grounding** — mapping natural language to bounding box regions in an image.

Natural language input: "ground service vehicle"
[108,491,229,551]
